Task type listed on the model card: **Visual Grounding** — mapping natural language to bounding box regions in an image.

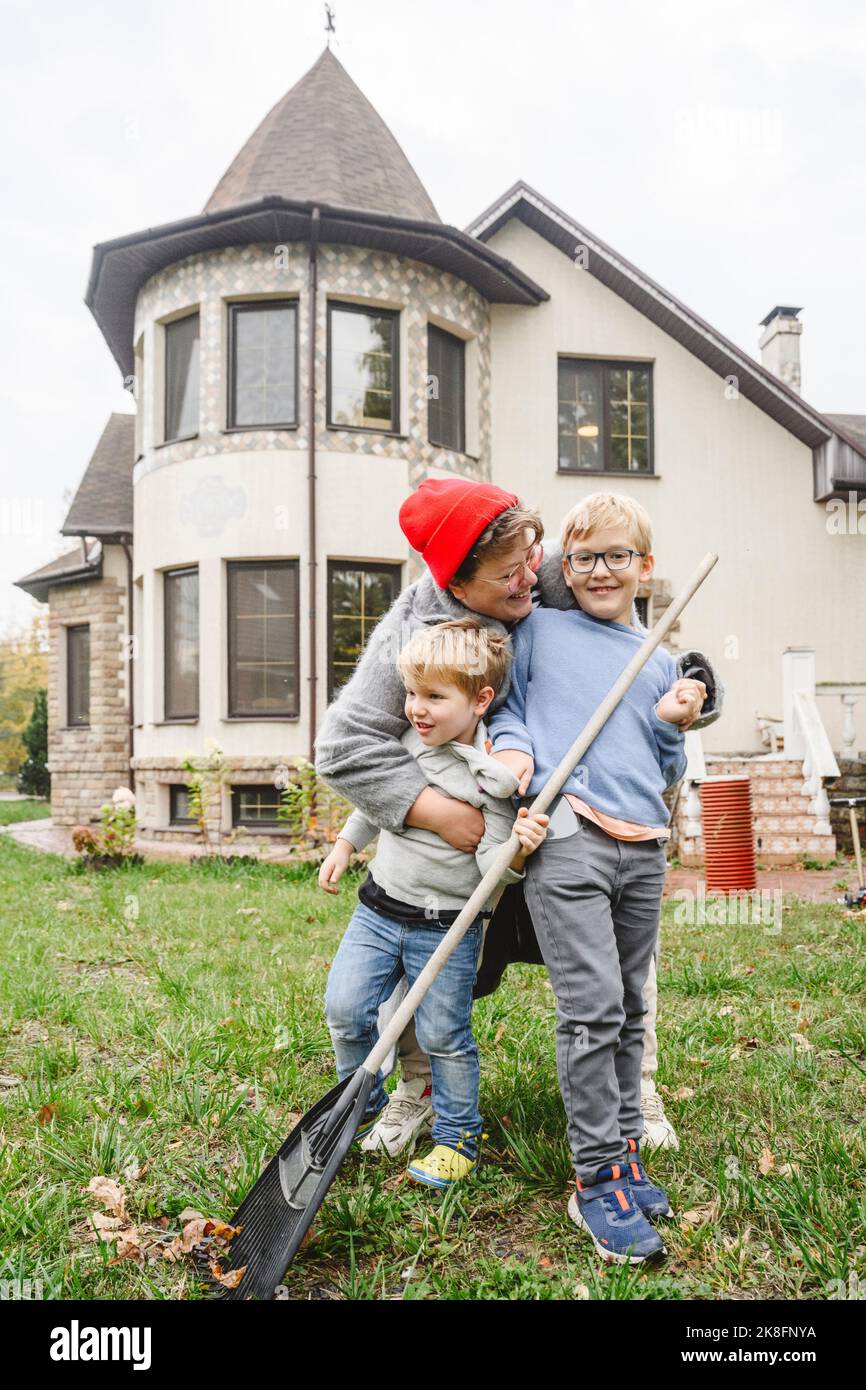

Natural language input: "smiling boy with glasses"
[489,492,707,1264]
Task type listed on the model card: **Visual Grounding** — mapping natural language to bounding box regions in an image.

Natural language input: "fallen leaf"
[213,1264,245,1289]
[718,1006,735,1017]
[87,1176,129,1221]
[36,1103,59,1125]
[538,1255,552,1269]
[737,1037,759,1050]
[111,1228,143,1262]
[494,1022,506,1045]
[55,901,75,912]
[91,1212,123,1234]
[180,1218,214,1252]
[501,1113,512,1130]
[792,1032,814,1051]
[680,1200,719,1227]
[777,1162,802,1177]
[179,1207,206,1222]
[123,1161,148,1182]
[575,1282,590,1299]
[758,1147,775,1176]
[669,1085,695,1100]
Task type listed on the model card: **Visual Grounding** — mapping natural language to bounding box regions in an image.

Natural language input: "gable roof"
[467,181,863,458]
[205,48,440,222]
[61,413,135,538]
[15,542,103,604]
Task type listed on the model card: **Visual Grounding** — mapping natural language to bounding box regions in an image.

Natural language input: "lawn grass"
[0,835,864,1301]
[0,798,50,827]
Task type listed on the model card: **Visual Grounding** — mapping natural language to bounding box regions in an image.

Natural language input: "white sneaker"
[359,1076,434,1156]
[640,1086,680,1150]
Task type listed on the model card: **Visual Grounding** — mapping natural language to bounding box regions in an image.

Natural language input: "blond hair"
[560,492,653,555]
[397,618,511,700]
[451,502,544,586]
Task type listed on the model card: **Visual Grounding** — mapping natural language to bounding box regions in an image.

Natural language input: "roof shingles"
[61,413,134,537]
[205,49,440,222]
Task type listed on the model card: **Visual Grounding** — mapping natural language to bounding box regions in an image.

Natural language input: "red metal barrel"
[699,775,757,892]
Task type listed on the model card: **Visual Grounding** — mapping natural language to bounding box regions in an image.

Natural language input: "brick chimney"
[758,305,803,395]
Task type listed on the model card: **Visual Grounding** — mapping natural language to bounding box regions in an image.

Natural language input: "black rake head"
[206,1067,376,1301]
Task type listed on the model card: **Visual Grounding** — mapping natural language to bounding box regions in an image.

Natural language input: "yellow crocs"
[407,1143,478,1189]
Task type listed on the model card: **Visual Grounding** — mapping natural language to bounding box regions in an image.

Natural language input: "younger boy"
[490,493,706,1262]
[321,618,548,1188]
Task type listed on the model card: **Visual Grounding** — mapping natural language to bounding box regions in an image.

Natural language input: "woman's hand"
[492,748,535,795]
[318,839,353,893]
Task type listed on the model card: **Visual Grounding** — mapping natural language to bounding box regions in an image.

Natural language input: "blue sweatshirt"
[488,607,687,826]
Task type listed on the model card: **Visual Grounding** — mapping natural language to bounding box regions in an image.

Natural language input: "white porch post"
[782,647,816,760]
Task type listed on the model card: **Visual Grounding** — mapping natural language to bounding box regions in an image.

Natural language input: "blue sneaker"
[622,1137,673,1219]
[567,1162,666,1264]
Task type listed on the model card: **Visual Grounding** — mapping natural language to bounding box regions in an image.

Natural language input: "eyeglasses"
[473,543,543,594]
[565,548,645,574]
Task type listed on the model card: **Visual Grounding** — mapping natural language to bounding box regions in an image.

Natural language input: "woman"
[315,478,721,1156]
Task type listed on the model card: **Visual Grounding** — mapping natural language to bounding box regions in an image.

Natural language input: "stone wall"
[132,753,351,845]
[46,574,130,827]
[830,758,866,855]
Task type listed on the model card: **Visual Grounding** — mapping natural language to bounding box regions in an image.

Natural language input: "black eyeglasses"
[565,548,645,574]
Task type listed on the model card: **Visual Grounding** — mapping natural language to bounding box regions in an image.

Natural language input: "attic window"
[558,359,653,474]
[327,303,399,433]
[164,312,200,442]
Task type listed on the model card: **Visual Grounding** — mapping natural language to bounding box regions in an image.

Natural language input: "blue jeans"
[324,900,484,1155]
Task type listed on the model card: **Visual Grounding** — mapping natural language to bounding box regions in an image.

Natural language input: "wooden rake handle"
[361,551,719,1077]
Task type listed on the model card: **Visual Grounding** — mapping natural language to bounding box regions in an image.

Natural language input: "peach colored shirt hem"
[564,793,670,842]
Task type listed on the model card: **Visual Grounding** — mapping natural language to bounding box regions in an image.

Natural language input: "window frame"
[427,323,466,453]
[326,560,402,702]
[163,565,200,722]
[226,559,300,720]
[326,301,401,435]
[168,784,195,826]
[231,783,284,830]
[556,357,654,476]
[66,624,90,728]
[163,311,200,445]
[226,300,299,432]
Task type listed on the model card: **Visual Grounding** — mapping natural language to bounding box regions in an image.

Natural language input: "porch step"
[677,753,837,867]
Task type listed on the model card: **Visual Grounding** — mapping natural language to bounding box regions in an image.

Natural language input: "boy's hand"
[656,677,707,730]
[318,839,353,893]
[493,748,535,795]
[512,807,549,855]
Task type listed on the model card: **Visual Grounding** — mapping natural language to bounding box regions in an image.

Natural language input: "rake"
[209,551,718,1299]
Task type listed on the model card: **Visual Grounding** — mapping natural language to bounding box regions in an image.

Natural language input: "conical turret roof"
[205,48,440,222]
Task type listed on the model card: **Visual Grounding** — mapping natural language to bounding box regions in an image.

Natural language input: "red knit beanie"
[399,478,520,588]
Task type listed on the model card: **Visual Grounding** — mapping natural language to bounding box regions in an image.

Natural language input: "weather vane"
[324,4,336,46]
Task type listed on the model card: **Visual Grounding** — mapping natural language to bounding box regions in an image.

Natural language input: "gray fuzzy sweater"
[314,543,724,832]
[340,722,525,910]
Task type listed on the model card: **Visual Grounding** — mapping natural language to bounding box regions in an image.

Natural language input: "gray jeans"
[524,797,668,1182]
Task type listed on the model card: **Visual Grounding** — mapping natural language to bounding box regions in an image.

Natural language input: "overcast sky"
[2,0,864,629]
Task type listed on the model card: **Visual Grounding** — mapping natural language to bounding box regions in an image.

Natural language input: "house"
[16,47,866,860]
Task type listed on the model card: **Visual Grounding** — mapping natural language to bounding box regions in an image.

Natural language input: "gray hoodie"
[340,721,525,911]
[314,542,723,832]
